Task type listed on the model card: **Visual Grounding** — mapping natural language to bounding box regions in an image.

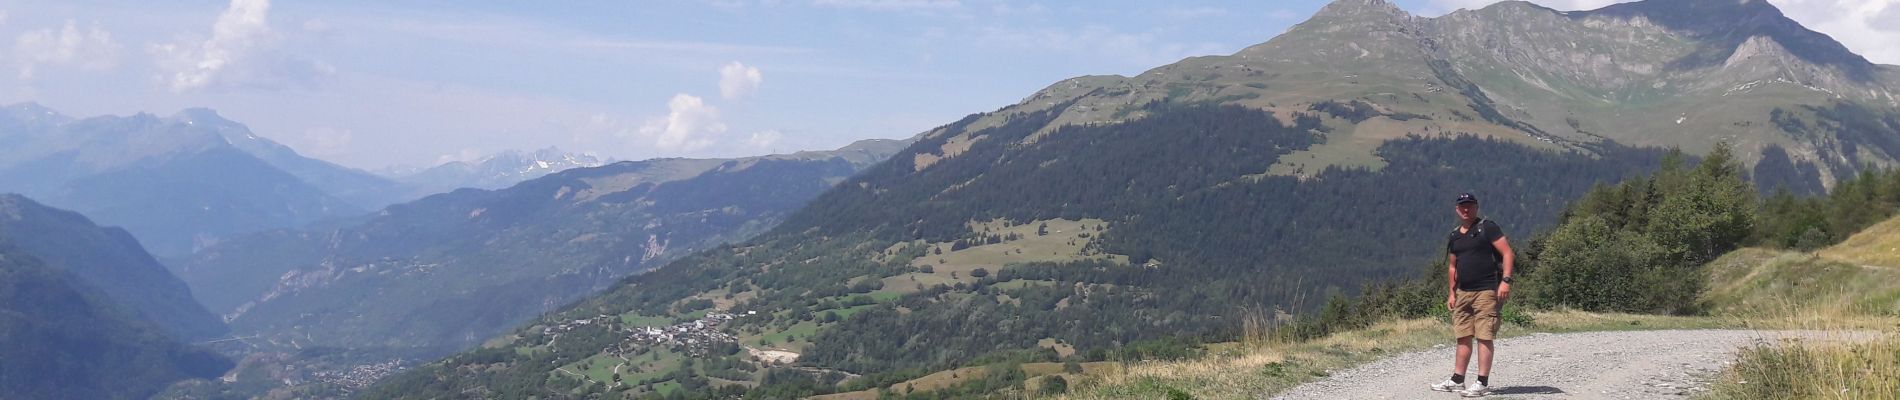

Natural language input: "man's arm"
[1493,236,1514,301]
[1446,254,1458,310]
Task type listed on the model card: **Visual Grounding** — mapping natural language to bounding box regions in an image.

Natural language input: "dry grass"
[1703,335,1900,400]
[1696,239,1900,400]
[814,362,1118,400]
[1816,215,1900,268]
[1058,318,1443,400]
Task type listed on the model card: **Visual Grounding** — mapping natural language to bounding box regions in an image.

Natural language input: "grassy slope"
[1701,217,1900,399]
[1816,214,1900,269]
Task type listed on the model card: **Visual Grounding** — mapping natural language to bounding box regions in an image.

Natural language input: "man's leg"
[1475,339,1493,376]
[1471,289,1500,391]
[1454,336,1473,375]
[1451,290,1476,377]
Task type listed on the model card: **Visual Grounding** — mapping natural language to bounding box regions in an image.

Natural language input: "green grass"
[993,279,1060,291]
[652,380,682,396]
[912,219,1123,282]
[830,304,880,319]
[864,291,904,302]
[755,320,819,349]
[1702,248,1900,319]
[553,346,682,392]
[675,310,708,323]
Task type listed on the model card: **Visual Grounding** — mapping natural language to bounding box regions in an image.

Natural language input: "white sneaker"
[1461,382,1490,397]
[1430,379,1462,392]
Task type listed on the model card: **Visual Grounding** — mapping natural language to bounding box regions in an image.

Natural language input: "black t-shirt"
[1446,218,1506,291]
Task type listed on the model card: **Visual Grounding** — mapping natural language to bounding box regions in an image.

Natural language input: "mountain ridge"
[174,137,912,357]
[0,194,227,340]
[0,103,391,255]
[382,146,611,197]
[986,0,1896,184]
[0,202,233,399]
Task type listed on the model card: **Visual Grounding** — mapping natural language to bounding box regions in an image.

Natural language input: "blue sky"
[1,0,1894,169]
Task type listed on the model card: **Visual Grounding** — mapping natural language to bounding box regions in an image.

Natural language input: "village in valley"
[311,359,407,390]
[542,311,767,359]
[536,308,814,392]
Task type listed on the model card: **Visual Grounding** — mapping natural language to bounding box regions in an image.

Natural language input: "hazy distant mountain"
[0,104,401,255]
[380,147,610,197]
[0,209,232,399]
[372,0,1900,397]
[174,139,908,354]
[0,194,226,340]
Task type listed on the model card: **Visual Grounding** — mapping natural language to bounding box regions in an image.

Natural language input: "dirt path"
[1272,330,1876,400]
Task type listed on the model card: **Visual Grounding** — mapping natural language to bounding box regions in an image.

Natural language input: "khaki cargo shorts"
[1452,289,1500,341]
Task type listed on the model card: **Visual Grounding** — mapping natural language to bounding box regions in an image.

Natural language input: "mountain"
[169,108,412,210]
[382,147,610,198]
[0,104,402,255]
[173,139,909,355]
[0,214,233,399]
[368,0,1900,398]
[1012,0,1895,191]
[0,194,226,340]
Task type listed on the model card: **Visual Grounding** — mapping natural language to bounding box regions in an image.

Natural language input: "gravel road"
[1272,330,1874,400]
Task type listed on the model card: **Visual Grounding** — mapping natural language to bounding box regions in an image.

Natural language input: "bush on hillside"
[1521,144,1753,314]
[1755,168,1900,250]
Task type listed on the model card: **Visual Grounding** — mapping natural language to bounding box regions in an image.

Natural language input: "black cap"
[1455,193,1479,205]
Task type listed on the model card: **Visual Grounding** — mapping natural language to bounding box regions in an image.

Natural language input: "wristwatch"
[1501,275,1514,284]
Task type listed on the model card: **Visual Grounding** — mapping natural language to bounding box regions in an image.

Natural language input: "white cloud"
[640,94,725,151]
[151,0,333,92]
[719,61,763,99]
[13,19,120,79]
[435,148,487,165]
[1770,0,1900,65]
[746,129,782,149]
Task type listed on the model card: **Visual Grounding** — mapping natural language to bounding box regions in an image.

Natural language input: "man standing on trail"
[1431,192,1514,397]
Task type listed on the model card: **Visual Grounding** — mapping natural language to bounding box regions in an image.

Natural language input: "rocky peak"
[0,193,36,220]
[1305,0,1414,26]
[0,102,70,134]
[168,108,254,140]
[1237,0,1424,61]
[1584,0,1873,80]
